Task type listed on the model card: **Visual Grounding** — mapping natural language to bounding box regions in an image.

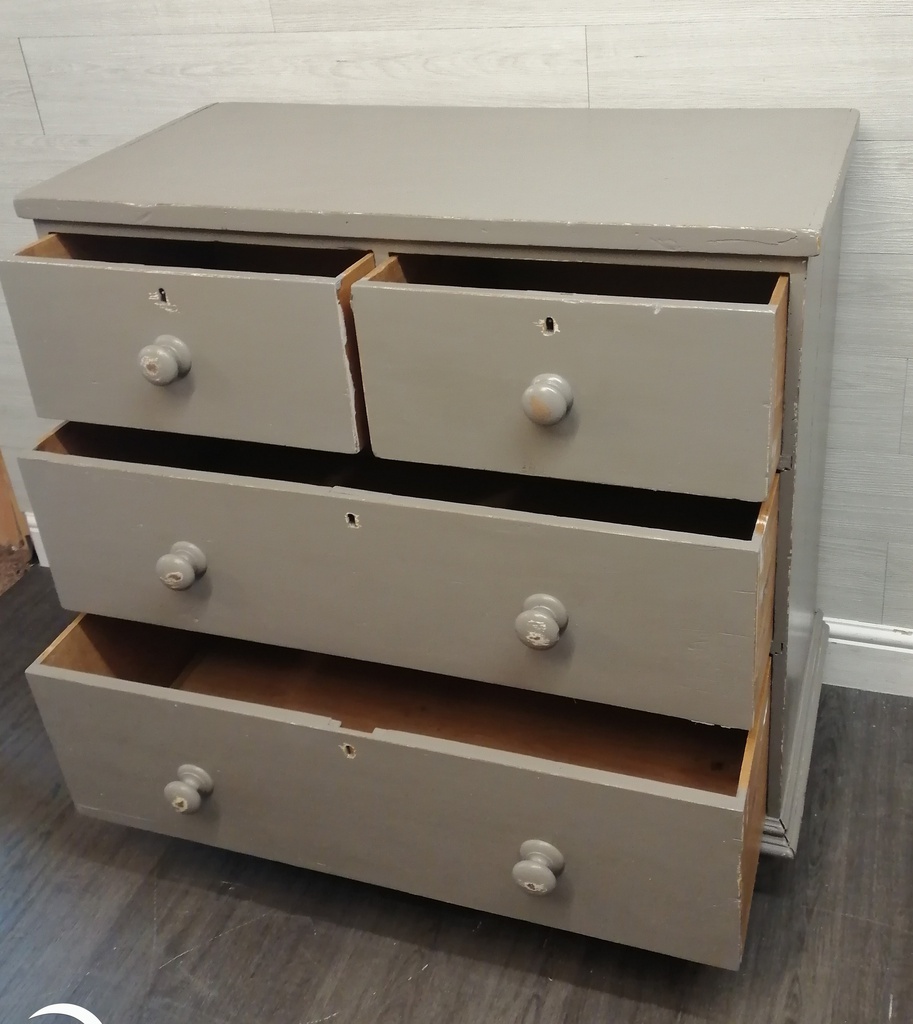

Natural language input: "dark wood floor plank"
[1,569,911,1023]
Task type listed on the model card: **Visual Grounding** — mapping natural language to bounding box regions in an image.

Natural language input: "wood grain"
[0,134,130,274]
[754,478,778,701]
[4,0,273,35]
[0,40,42,134]
[740,679,769,942]
[586,18,912,142]
[0,133,130,189]
[0,449,27,541]
[835,252,913,358]
[901,368,913,455]
[172,634,749,794]
[818,535,888,624]
[883,542,913,627]
[272,0,913,32]
[767,276,788,483]
[826,354,906,455]
[843,143,913,253]
[42,613,198,686]
[19,30,588,136]
[823,450,913,544]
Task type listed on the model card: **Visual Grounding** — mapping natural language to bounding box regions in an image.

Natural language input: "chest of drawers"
[0,104,857,969]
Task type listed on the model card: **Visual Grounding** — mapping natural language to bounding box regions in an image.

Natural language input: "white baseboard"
[824,616,913,697]
[25,511,48,567]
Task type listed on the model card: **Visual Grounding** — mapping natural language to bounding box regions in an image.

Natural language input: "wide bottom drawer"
[29,615,769,969]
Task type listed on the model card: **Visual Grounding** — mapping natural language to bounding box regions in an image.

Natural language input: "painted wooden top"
[14,104,858,256]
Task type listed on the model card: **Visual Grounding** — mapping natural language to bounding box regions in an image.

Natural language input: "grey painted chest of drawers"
[0,104,858,969]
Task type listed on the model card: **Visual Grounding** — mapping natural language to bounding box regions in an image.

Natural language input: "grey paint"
[26,657,752,969]
[0,248,364,452]
[770,189,848,818]
[163,763,213,813]
[20,445,766,728]
[13,104,858,257]
[762,612,829,857]
[352,278,782,500]
[8,216,850,839]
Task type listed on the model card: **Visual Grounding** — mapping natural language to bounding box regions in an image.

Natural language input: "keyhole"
[158,287,168,303]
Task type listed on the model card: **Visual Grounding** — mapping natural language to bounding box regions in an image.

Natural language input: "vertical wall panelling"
[17,31,589,136]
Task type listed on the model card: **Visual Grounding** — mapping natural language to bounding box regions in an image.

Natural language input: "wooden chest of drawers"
[0,104,857,969]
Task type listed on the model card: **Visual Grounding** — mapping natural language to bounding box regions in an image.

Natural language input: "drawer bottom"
[28,615,769,969]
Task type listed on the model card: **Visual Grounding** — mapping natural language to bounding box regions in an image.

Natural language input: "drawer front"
[28,621,769,969]
[22,433,775,728]
[352,263,787,501]
[0,236,372,452]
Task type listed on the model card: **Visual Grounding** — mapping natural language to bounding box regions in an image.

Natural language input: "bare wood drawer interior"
[42,614,753,796]
[372,251,783,304]
[17,232,369,279]
[38,421,767,541]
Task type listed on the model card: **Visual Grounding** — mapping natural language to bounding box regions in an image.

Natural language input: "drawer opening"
[42,615,755,797]
[38,422,769,541]
[18,233,369,280]
[371,253,782,305]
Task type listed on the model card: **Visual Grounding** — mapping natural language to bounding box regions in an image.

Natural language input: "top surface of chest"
[15,104,858,256]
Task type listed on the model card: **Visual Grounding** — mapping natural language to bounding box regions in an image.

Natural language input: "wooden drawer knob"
[164,764,213,814]
[522,374,573,426]
[515,594,568,649]
[156,541,207,590]
[139,335,192,385]
[512,840,565,895]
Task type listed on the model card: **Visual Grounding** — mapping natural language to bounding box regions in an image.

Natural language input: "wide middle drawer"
[351,254,788,501]
[22,423,777,728]
[0,233,374,453]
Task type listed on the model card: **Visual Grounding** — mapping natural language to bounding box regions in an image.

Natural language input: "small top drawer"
[352,255,788,501]
[0,233,375,453]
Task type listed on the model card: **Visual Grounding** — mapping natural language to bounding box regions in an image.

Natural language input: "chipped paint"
[148,289,178,313]
[535,317,560,336]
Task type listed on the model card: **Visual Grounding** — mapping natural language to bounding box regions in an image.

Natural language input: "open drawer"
[22,423,777,729]
[0,233,374,452]
[28,614,770,969]
[351,255,788,501]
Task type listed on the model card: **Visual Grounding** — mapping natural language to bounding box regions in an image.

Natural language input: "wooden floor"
[1,567,910,1024]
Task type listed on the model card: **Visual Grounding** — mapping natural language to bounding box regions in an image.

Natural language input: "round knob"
[522,374,573,426]
[164,764,213,814]
[156,541,207,590]
[512,840,565,896]
[139,335,191,385]
[515,594,568,650]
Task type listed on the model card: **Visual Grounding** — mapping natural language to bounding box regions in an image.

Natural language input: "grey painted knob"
[156,541,207,590]
[139,335,192,385]
[522,374,573,426]
[512,840,565,895]
[164,764,213,814]
[515,594,568,650]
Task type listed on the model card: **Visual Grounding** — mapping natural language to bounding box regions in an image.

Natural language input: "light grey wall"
[0,2,909,627]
